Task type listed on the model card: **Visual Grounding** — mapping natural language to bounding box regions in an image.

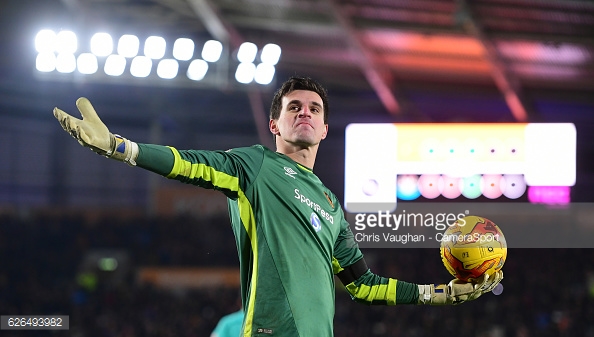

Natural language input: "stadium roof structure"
[0,0,593,203]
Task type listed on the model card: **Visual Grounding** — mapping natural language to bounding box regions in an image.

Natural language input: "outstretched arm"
[53,98,262,196]
[53,98,197,176]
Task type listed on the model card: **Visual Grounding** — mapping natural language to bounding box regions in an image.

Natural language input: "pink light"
[417,174,441,199]
[528,186,570,205]
[439,175,462,199]
[481,174,504,199]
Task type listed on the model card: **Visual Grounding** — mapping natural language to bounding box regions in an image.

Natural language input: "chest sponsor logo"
[284,166,298,179]
[310,212,322,232]
[294,189,334,225]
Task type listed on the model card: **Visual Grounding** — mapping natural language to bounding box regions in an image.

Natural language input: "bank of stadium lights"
[235,42,281,85]
[34,30,222,81]
[34,29,281,86]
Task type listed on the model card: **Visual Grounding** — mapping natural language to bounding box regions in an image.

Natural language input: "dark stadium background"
[1,0,593,336]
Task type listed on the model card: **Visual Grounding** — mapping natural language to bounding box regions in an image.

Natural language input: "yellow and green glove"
[418,270,503,305]
[53,97,138,166]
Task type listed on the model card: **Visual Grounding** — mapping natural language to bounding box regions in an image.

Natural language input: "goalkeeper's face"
[270,89,328,148]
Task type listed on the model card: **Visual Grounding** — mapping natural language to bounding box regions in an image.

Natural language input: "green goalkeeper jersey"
[136,144,418,336]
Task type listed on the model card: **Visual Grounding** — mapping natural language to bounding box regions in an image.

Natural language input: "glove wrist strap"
[108,134,138,166]
[418,284,449,305]
[417,284,433,305]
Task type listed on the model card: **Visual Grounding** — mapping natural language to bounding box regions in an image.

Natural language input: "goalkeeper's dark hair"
[270,76,329,124]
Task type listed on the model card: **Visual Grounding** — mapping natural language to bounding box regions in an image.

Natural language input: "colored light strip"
[528,186,570,205]
[344,123,576,212]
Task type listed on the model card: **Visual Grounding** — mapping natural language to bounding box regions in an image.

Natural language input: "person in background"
[211,309,244,337]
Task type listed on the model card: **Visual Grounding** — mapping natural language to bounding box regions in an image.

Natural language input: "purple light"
[528,186,570,205]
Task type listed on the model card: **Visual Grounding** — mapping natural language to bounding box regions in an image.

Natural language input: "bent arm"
[334,257,419,305]
[331,222,419,305]
[333,218,502,306]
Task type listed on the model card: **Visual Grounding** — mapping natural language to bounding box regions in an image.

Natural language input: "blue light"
[396,175,421,200]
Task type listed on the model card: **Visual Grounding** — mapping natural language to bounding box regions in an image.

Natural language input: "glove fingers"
[54,108,97,149]
[54,108,81,138]
[54,99,113,156]
[76,97,104,125]
[495,270,503,282]
[449,280,475,296]
[475,273,490,289]
[462,275,488,301]
[445,271,504,304]
[482,271,503,293]
[54,107,80,126]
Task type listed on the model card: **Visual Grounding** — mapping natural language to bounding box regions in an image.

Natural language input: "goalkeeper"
[53,76,502,337]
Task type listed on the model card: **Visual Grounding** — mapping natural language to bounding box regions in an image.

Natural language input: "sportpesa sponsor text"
[294,189,334,224]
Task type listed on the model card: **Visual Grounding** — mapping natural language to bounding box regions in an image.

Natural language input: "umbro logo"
[284,166,298,179]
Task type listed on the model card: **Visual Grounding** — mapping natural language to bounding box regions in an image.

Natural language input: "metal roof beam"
[185,0,242,47]
[457,0,534,122]
[185,0,273,146]
[325,0,401,115]
[248,90,275,150]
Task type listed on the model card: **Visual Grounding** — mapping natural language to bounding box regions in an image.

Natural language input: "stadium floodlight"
[104,54,126,76]
[35,29,56,53]
[157,59,179,79]
[34,30,278,87]
[77,53,98,74]
[173,38,194,61]
[144,36,166,59]
[118,35,140,58]
[187,59,208,81]
[237,42,257,63]
[90,32,113,57]
[56,30,77,54]
[202,40,223,62]
[260,43,281,65]
[56,53,76,73]
[36,52,56,72]
[254,63,275,85]
[235,62,256,84]
[130,56,152,77]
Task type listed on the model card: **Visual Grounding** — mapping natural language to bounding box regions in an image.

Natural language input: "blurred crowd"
[1,211,593,337]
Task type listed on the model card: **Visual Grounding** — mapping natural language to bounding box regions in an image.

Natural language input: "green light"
[98,257,118,271]
[76,272,98,291]
[462,175,482,199]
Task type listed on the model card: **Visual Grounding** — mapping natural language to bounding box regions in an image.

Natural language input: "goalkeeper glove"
[417,270,503,305]
[53,97,138,166]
